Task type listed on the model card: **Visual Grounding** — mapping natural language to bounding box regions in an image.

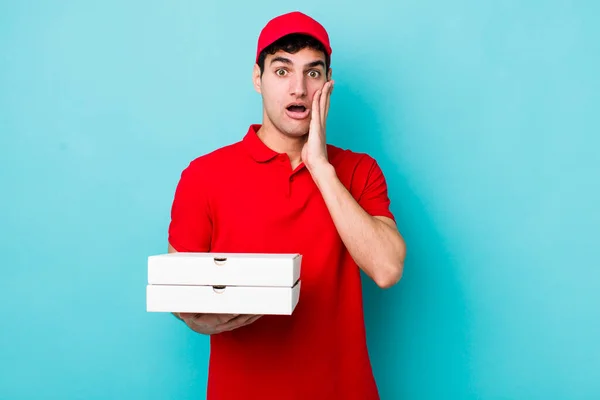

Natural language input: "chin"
[281,122,309,138]
[284,129,308,138]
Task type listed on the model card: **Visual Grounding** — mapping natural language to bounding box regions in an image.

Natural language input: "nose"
[289,74,307,97]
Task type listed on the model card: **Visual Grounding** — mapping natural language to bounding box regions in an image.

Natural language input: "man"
[167,11,406,400]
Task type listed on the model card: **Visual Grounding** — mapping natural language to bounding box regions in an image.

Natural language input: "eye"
[308,70,320,78]
[276,69,287,76]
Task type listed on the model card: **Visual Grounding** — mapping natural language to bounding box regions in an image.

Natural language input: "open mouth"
[286,104,309,119]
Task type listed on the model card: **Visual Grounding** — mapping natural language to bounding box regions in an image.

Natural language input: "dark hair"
[257,33,331,76]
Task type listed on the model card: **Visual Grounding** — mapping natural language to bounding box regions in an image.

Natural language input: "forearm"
[310,163,405,288]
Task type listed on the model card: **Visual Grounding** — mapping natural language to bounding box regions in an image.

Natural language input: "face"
[253,47,332,138]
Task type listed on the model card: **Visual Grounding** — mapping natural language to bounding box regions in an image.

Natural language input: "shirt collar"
[242,124,280,163]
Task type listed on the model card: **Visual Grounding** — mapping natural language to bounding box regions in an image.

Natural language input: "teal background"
[1,1,599,399]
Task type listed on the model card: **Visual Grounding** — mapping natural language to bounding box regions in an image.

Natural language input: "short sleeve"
[167,160,213,252]
[357,158,396,222]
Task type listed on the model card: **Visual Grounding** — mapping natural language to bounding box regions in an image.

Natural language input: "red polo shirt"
[168,124,395,400]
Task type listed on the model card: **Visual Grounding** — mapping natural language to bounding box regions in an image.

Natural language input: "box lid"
[148,252,302,287]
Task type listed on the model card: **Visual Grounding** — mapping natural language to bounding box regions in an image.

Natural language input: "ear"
[327,67,333,81]
[253,64,262,94]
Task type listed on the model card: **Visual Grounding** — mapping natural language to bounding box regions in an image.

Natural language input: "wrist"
[308,161,336,188]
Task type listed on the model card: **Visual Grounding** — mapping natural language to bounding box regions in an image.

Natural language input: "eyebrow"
[305,60,326,70]
[270,56,292,65]
[270,57,326,70]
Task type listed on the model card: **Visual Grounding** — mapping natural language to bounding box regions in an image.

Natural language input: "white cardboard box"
[146,252,302,315]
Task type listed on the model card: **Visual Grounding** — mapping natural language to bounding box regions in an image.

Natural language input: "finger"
[320,82,330,121]
[227,315,262,332]
[238,314,262,325]
[311,89,322,127]
[215,314,262,333]
[213,316,245,333]
[191,313,238,328]
[244,315,263,325]
[220,314,256,327]
[180,313,209,327]
[324,80,333,121]
[188,314,212,329]
[219,314,240,324]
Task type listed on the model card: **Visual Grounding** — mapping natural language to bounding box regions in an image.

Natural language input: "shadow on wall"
[327,71,473,398]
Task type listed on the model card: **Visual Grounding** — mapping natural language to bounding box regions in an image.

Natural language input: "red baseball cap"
[255,11,332,63]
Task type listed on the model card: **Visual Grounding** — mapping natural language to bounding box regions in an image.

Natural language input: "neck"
[257,119,306,167]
